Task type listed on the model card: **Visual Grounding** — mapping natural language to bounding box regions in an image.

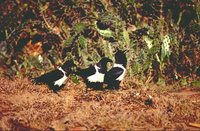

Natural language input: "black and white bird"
[104,50,127,90]
[75,57,112,91]
[32,59,76,93]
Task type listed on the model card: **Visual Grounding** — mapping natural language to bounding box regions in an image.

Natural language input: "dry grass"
[0,77,200,130]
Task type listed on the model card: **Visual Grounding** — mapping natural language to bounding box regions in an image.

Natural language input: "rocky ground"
[0,77,200,130]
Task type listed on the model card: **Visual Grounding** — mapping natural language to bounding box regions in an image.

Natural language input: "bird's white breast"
[114,64,126,81]
[87,65,105,83]
[54,67,68,87]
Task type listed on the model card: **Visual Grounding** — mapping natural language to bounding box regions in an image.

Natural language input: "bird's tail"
[31,76,43,84]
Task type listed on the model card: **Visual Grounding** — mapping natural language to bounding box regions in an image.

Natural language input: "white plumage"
[54,67,68,86]
[113,64,126,81]
[87,65,105,83]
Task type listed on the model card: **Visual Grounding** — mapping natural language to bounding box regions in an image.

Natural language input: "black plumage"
[104,50,127,90]
[32,60,76,93]
[76,57,112,91]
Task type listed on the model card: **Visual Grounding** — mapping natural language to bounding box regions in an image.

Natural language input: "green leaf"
[73,23,86,33]
[180,78,188,86]
[70,75,80,84]
[123,28,130,46]
[132,61,141,74]
[191,81,200,87]
[95,22,113,38]
[63,36,74,47]
[161,35,171,61]
[144,36,153,49]
[97,28,113,38]
[79,35,87,48]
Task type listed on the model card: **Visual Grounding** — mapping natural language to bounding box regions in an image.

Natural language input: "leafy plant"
[0,0,199,85]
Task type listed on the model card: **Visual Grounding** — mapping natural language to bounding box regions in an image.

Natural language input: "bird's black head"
[115,50,127,67]
[61,59,77,73]
[97,57,112,73]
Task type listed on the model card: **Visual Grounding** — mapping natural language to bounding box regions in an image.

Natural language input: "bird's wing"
[104,67,124,83]
[76,66,96,78]
[33,69,64,84]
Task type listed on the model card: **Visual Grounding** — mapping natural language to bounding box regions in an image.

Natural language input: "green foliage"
[191,81,200,87]
[0,0,199,85]
[73,23,86,33]
[123,28,130,46]
[96,28,113,38]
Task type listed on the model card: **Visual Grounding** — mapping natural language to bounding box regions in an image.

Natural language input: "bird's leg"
[55,92,62,97]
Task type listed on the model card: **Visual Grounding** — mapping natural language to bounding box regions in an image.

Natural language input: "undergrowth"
[0,0,199,86]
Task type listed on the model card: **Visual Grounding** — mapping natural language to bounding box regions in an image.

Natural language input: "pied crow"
[104,50,127,90]
[32,59,76,93]
[76,57,112,91]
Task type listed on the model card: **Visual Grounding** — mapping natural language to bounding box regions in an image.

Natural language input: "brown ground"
[0,77,200,130]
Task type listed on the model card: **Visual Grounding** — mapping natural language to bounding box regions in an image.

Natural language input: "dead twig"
[188,123,200,128]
